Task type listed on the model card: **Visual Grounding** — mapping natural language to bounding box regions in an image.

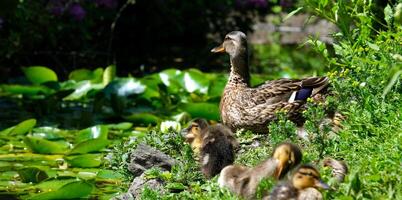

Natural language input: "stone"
[128,143,176,176]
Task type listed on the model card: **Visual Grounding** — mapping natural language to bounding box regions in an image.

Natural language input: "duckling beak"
[315,179,330,190]
[274,158,287,179]
[211,44,225,53]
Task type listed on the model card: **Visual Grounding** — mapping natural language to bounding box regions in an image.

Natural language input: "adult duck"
[211,31,329,133]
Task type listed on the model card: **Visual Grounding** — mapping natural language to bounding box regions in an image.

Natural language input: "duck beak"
[315,179,330,190]
[211,44,225,53]
[274,158,287,179]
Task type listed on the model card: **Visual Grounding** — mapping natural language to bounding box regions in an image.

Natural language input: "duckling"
[211,31,329,133]
[323,158,348,183]
[218,142,302,199]
[181,118,238,179]
[268,164,329,200]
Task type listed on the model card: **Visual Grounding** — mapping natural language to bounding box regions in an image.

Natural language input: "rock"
[128,173,165,197]
[128,143,177,176]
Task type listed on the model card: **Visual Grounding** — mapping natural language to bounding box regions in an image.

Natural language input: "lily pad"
[22,66,58,84]
[96,169,125,180]
[63,81,104,100]
[180,69,210,93]
[0,84,52,96]
[69,68,104,82]
[69,139,109,155]
[18,167,48,183]
[179,102,220,120]
[24,137,70,154]
[103,65,116,85]
[65,154,102,168]
[29,180,93,200]
[0,119,37,136]
[76,125,108,144]
[123,113,161,125]
[106,122,133,130]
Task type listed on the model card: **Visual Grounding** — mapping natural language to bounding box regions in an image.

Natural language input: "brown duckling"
[211,31,329,133]
[181,118,238,179]
[268,164,329,200]
[218,142,302,199]
[323,158,348,183]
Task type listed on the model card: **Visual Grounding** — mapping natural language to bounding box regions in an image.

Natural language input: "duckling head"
[181,118,209,154]
[211,31,248,58]
[272,142,302,179]
[292,165,330,190]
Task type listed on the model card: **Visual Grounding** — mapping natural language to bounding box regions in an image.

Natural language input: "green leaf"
[18,167,48,183]
[96,169,125,180]
[65,154,102,168]
[69,139,109,155]
[367,42,379,51]
[29,180,93,200]
[103,65,116,85]
[283,7,303,22]
[1,84,52,95]
[10,119,37,135]
[1,118,37,135]
[76,125,109,144]
[69,68,104,82]
[123,113,161,125]
[24,137,70,154]
[63,81,104,100]
[384,4,393,27]
[103,78,146,97]
[106,122,133,130]
[22,66,58,84]
[179,103,220,120]
[179,69,210,93]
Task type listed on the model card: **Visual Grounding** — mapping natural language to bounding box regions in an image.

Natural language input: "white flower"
[160,121,181,133]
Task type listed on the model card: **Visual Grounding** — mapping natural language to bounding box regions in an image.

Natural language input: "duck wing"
[251,77,329,104]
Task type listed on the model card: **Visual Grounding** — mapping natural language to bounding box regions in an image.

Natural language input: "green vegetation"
[0,0,401,199]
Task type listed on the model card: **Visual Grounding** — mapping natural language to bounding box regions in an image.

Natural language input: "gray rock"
[128,143,177,176]
[129,173,165,197]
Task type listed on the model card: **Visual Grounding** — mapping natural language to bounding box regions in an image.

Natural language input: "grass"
[111,1,402,199]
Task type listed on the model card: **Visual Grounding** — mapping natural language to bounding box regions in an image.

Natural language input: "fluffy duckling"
[211,31,329,133]
[181,118,238,179]
[218,142,302,199]
[268,164,329,200]
[323,158,348,183]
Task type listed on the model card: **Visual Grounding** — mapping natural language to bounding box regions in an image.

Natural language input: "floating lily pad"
[69,139,109,155]
[63,81,104,100]
[180,69,210,94]
[103,65,116,85]
[123,113,161,125]
[0,119,37,136]
[29,180,93,200]
[106,122,133,130]
[0,84,53,96]
[22,66,58,84]
[96,169,125,180]
[179,102,220,120]
[24,137,69,154]
[65,154,102,168]
[76,125,108,144]
[18,167,48,183]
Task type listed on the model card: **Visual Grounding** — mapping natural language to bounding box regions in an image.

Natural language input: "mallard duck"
[267,164,329,200]
[218,142,302,199]
[211,31,329,133]
[181,118,238,179]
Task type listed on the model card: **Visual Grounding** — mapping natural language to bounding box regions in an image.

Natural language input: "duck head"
[181,118,209,154]
[211,31,248,57]
[211,31,250,84]
[292,165,330,190]
[272,142,302,179]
